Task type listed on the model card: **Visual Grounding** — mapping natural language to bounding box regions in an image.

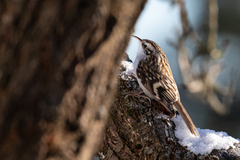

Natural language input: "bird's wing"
[136,57,180,104]
[153,74,179,104]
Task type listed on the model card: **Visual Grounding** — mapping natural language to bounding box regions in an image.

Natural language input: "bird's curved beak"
[131,35,142,42]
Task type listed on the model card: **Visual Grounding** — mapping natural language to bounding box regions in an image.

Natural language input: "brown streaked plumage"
[132,35,199,136]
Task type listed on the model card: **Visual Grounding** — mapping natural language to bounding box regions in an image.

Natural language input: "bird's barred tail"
[174,101,200,137]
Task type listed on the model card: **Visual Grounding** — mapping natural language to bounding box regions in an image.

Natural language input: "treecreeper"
[132,35,199,136]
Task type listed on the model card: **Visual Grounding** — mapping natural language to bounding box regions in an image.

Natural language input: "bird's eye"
[143,44,147,49]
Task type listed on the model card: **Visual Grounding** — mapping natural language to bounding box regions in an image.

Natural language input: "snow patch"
[121,60,134,75]
[172,115,239,155]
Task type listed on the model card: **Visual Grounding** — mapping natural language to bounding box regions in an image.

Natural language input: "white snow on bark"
[173,115,239,155]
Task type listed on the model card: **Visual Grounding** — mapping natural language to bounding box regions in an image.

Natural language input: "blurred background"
[126,0,240,138]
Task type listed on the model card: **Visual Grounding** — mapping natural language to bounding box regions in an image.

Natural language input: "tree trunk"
[0,0,146,160]
[98,62,240,160]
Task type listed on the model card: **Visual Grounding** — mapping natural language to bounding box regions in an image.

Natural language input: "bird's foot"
[124,91,151,103]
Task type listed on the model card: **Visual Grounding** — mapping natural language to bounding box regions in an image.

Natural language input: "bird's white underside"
[133,44,145,75]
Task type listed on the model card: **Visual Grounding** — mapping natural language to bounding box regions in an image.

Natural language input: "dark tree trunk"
[0,0,146,160]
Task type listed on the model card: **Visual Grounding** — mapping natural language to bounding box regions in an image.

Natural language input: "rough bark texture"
[98,62,240,160]
[0,0,146,160]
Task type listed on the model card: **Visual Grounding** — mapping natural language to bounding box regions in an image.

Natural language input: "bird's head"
[132,35,163,58]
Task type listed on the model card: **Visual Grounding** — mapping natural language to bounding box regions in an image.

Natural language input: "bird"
[132,35,199,136]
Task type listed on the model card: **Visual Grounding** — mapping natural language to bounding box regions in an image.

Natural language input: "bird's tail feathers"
[174,101,200,137]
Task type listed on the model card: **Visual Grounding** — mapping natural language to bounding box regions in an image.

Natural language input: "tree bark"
[98,62,240,160]
[0,0,146,160]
